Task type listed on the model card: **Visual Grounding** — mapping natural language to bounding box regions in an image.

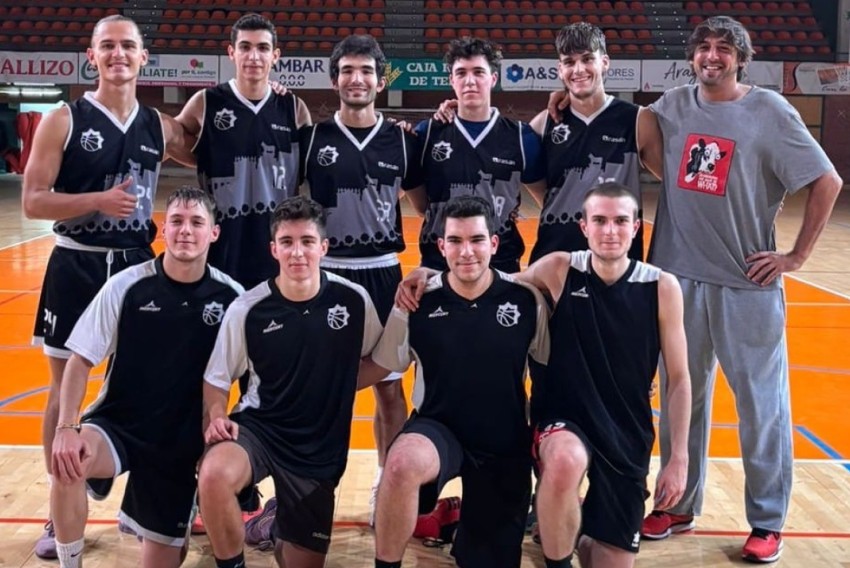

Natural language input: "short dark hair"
[582,182,639,220]
[329,35,387,81]
[555,22,607,57]
[270,196,327,239]
[231,13,276,47]
[686,16,753,81]
[92,15,144,48]
[444,37,502,73]
[165,186,217,220]
[442,195,496,235]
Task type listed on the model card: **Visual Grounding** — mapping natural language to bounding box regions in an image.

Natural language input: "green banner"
[385,59,451,90]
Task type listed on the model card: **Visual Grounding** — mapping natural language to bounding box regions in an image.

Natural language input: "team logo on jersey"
[317,145,339,166]
[496,302,520,327]
[80,128,104,152]
[263,319,283,333]
[213,108,237,131]
[202,302,224,326]
[631,531,640,549]
[550,123,571,145]
[327,304,350,330]
[431,141,453,162]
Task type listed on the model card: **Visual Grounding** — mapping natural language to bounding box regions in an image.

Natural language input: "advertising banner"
[500,58,641,91]
[641,60,783,92]
[385,58,452,90]
[1,52,78,84]
[78,53,219,86]
[219,56,331,89]
[784,62,850,94]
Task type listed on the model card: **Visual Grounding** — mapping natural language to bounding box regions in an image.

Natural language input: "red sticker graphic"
[677,134,735,196]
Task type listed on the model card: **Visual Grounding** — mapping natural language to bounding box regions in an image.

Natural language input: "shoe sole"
[742,541,783,563]
[641,520,696,540]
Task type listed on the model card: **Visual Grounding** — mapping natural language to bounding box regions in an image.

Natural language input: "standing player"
[299,35,423,524]
[514,183,691,568]
[365,195,550,568]
[49,187,243,568]
[176,12,311,288]
[640,16,842,563]
[413,37,546,273]
[528,22,660,263]
[22,15,193,559]
[197,197,382,568]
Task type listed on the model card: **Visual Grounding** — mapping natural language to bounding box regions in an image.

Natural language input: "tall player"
[22,15,193,559]
[413,37,546,273]
[176,12,311,524]
[49,187,243,568]
[528,22,661,263]
[176,12,311,287]
[299,34,423,524]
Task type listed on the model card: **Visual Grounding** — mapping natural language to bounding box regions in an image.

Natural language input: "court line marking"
[0,233,52,252]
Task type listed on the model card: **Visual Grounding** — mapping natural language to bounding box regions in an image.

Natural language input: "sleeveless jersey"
[54,92,164,249]
[541,251,660,478]
[194,80,301,287]
[301,113,417,257]
[531,98,643,262]
[418,110,527,269]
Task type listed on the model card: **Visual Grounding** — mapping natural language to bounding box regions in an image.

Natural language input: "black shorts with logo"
[33,245,154,357]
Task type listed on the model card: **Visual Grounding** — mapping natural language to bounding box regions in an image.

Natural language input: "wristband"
[56,423,82,432]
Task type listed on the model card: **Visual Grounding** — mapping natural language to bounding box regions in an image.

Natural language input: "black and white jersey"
[373,271,549,456]
[54,92,164,249]
[67,256,243,460]
[531,98,643,262]
[300,113,423,258]
[194,80,301,287]
[417,110,528,269]
[204,272,382,481]
[540,250,660,478]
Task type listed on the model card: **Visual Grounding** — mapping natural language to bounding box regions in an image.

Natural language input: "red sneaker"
[742,529,783,563]
[413,497,461,539]
[640,510,695,540]
[191,512,206,535]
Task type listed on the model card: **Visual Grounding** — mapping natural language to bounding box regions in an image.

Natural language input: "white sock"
[47,473,54,488]
[56,537,84,568]
[373,466,383,488]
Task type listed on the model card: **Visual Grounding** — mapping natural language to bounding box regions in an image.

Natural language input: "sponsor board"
[501,58,641,91]
[641,60,783,92]
[1,52,78,84]
[78,53,219,86]
[783,62,850,94]
[385,59,452,90]
[219,56,331,89]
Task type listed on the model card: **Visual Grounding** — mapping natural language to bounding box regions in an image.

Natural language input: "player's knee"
[383,440,434,487]
[541,436,588,489]
[198,455,244,496]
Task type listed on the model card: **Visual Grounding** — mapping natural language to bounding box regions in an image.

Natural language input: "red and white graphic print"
[677,133,735,196]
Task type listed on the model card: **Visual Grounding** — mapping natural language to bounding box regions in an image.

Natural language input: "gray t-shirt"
[649,85,834,289]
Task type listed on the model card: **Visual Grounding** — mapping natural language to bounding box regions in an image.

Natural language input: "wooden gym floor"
[0,171,848,566]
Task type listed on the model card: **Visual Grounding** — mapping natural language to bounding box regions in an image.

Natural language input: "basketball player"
[639,17,841,563]
[176,12,311,288]
[514,183,691,568]
[22,15,194,559]
[197,196,382,568]
[364,195,550,568]
[49,187,243,568]
[412,37,546,273]
[299,34,423,524]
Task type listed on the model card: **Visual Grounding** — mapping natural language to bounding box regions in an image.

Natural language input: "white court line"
[0,233,52,252]
[785,273,850,301]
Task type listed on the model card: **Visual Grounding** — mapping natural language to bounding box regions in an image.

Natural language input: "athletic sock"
[215,552,246,568]
[56,537,84,568]
[375,559,401,568]
[544,554,573,568]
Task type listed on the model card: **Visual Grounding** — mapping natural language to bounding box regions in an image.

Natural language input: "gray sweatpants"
[658,277,793,532]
